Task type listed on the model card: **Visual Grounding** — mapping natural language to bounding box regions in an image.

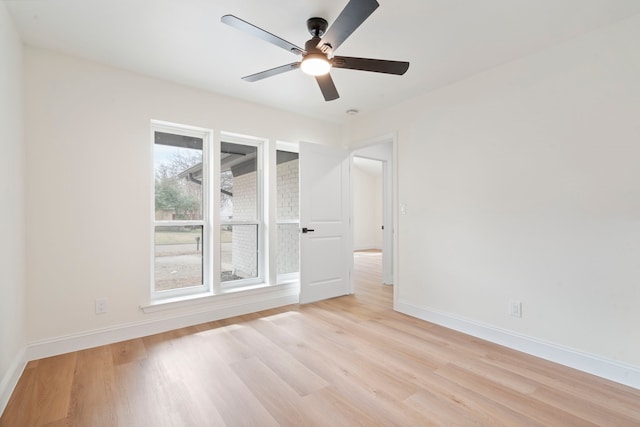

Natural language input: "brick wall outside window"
[227,157,299,280]
[230,171,257,278]
[277,159,299,275]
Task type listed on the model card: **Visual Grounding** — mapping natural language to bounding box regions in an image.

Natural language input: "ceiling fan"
[221,0,409,101]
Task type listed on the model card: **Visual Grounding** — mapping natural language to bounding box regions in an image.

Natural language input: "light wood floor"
[2,251,640,426]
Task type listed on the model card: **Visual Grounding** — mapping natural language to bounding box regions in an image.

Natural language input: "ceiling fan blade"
[316,0,379,55]
[315,74,340,101]
[242,62,300,82]
[221,15,305,55]
[332,56,409,75]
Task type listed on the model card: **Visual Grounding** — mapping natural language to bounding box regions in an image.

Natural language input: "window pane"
[276,150,299,276]
[155,226,203,291]
[154,132,203,221]
[277,223,299,274]
[221,142,257,221]
[276,151,299,220]
[221,224,258,282]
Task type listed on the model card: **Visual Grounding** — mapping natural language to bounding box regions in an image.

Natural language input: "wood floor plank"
[110,337,147,366]
[111,359,173,427]
[66,346,118,427]
[21,353,76,426]
[3,251,640,426]
[300,386,386,427]
[196,323,256,362]
[280,341,438,427]
[404,388,533,427]
[531,385,640,427]
[194,335,281,427]
[434,362,597,426]
[482,343,640,423]
[264,315,436,425]
[225,319,330,397]
[230,356,313,427]
[140,339,223,426]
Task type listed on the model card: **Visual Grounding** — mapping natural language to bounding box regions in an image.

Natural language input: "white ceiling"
[6,0,640,124]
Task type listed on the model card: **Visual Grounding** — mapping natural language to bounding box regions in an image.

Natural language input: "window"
[219,137,263,288]
[151,124,283,302]
[276,146,300,282]
[152,122,210,299]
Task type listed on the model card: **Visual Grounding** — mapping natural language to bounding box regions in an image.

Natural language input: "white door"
[299,142,351,304]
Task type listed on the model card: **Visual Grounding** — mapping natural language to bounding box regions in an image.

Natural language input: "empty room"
[2,0,640,425]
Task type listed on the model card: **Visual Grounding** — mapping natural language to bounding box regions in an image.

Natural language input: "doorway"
[352,157,383,253]
[351,139,395,295]
[352,156,386,303]
[297,138,395,305]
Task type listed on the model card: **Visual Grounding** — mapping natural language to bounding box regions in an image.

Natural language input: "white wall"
[23,46,343,344]
[353,160,382,250]
[348,15,640,370]
[0,1,26,410]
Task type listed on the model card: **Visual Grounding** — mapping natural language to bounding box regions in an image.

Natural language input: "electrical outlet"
[509,301,522,318]
[400,203,407,215]
[95,298,108,314]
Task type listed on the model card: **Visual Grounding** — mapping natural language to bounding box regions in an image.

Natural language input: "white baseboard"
[0,347,26,416]
[396,301,640,390]
[25,286,299,362]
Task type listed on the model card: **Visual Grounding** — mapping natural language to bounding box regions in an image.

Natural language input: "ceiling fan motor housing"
[306,17,328,37]
[304,38,325,56]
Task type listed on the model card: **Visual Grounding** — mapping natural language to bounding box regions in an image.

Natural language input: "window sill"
[139,282,297,314]
[143,291,216,312]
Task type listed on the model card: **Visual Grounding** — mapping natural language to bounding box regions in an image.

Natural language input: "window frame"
[217,132,266,291]
[275,141,300,284]
[151,120,212,301]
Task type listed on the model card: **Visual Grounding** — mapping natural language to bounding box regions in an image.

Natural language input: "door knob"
[301,227,315,233]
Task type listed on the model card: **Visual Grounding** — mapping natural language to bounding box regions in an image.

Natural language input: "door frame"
[350,133,399,309]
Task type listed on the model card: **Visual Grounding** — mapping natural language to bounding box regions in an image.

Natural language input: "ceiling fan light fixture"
[301,53,331,76]
[222,0,410,102]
